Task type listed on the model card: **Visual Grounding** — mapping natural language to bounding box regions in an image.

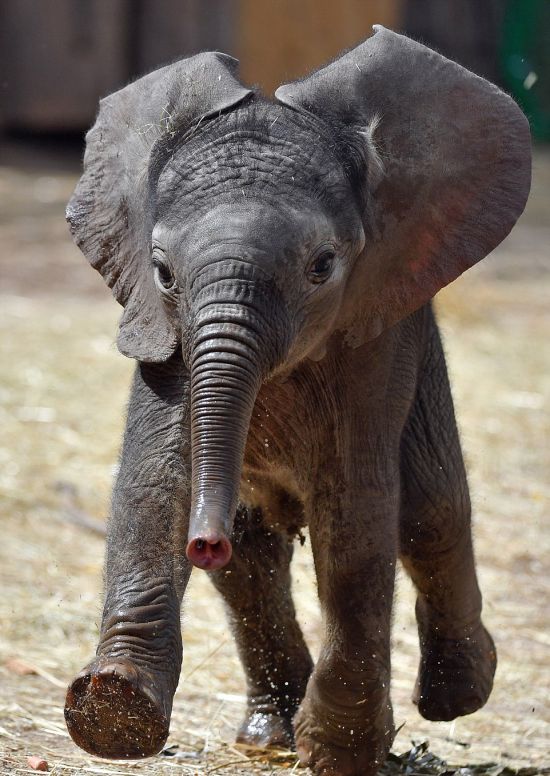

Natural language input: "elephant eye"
[153,257,176,293]
[307,249,336,284]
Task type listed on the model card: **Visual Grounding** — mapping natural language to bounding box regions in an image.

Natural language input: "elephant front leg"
[294,482,399,776]
[65,359,191,759]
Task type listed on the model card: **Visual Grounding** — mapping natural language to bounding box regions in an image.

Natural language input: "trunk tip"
[186,534,232,571]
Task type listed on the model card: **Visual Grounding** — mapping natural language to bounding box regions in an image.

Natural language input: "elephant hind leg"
[209,504,313,750]
[399,321,496,721]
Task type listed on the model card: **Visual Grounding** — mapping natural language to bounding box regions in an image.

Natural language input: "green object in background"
[501,0,550,141]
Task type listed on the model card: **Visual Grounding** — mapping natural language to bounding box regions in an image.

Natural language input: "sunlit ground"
[0,147,549,774]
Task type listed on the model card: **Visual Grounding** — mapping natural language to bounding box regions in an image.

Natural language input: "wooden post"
[237,0,403,93]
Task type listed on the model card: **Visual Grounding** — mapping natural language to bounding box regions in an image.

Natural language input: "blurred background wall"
[0,0,548,140]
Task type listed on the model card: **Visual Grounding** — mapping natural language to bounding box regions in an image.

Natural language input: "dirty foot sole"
[65,660,169,758]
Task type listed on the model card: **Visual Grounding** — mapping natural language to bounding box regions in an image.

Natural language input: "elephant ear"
[276,26,531,342]
[67,54,252,361]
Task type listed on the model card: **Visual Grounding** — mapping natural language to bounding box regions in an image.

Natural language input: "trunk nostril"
[186,534,232,571]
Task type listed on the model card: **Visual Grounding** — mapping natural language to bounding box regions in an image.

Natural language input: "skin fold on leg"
[399,312,496,722]
[209,505,313,749]
[65,357,192,759]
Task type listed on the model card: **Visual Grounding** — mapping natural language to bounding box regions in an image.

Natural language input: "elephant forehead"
[178,201,333,259]
[154,110,351,218]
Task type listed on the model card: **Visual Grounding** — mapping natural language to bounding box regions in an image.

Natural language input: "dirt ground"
[0,138,549,775]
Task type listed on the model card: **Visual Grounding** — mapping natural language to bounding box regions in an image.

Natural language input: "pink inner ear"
[409,229,440,275]
[408,185,480,278]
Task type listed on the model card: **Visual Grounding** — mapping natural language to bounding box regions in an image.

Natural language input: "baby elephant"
[64,26,530,776]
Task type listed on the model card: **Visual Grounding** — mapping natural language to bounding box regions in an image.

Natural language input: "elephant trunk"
[186,301,269,570]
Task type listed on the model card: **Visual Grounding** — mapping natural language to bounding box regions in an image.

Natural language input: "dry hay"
[0,157,549,774]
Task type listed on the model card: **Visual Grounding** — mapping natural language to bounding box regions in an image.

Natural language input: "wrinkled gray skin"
[63,28,531,776]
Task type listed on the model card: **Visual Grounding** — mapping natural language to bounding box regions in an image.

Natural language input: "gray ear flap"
[276,26,531,341]
[68,53,252,361]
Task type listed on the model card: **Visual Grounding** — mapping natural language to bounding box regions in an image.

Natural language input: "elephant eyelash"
[306,249,336,284]
[152,257,178,296]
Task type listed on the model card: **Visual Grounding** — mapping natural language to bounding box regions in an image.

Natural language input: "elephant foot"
[236,708,294,750]
[293,695,393,776]
[413,623,497,721]
[64,658,171,759]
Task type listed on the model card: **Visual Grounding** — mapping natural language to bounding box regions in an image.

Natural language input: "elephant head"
[68,28,530,571]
